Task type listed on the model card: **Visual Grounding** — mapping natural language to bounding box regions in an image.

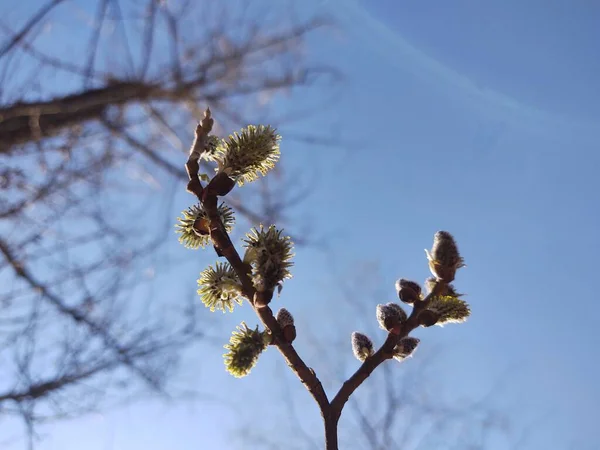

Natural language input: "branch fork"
[180,110,470,449]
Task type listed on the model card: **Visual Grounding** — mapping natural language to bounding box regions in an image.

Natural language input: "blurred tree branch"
[0,0,338,444]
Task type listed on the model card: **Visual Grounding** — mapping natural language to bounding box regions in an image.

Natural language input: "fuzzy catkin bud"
[215,125,280,186]
[426,295,470,326]
[275,308,295,328]
[395,279,422,304]
[393,337,420,361]
[243,225,294,294]
[351,332,374,362]
[425,276,463,298]
[376,303,407,332]
[223,323,268,378]
[425,231,465,282]
[197,262,243,313]
[424,277,437,294]
[431,231,462,266]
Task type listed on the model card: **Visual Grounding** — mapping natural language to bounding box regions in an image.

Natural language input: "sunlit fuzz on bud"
[214,125,281,186]
[424,277,437,294]
[376,303,407,332]
[393,337,420,362]
[425,231,465,282]
[446,284,462,297]
[395,279,422,304]
[197,262,243,313]
[424,277,461,297]
[275,308,295,328]
[223,323,269,378]
[175,203,235,249]
[351,332,374,362]
[243,225,294,293]
[426,295,471,326]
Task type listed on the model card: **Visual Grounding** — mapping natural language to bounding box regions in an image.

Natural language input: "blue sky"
[2,0,600,449]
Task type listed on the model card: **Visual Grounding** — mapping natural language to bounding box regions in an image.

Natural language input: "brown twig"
[0,0,66,59]
[0,238,165,391]
[1,6,336,441]
[185,110,445,449]
[329,289,440,417]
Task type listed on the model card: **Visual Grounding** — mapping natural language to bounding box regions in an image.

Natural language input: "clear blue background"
[2,0,599,448]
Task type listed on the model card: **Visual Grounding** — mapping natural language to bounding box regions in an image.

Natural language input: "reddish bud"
[395,279,422,304]
[283,324,296,343]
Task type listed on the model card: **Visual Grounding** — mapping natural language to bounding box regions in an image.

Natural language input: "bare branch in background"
[0,0,66,59]
[0,0,338,444]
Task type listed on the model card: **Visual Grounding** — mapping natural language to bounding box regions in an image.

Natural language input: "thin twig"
[0,0,66,59]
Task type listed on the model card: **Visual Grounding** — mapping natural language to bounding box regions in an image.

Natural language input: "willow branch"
[182,111,460,450]
[0,0,66,59]
[330,286,443,419]
[184,111,329,414]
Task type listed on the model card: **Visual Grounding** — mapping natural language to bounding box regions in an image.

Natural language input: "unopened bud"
[351,332,374,362]
[425,231,465,282]
[275,308,295,328]
[283,324,296,343]
[192,217,210,236]
[202,108,213,130]
[393,337,420,361]
[207,172,236,196]
[376,303,407,332]
[395,279,422,304]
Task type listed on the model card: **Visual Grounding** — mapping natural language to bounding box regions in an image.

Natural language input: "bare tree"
[0,0,337,445]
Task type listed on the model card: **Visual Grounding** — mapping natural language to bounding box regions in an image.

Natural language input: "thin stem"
[330,287,442,419]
